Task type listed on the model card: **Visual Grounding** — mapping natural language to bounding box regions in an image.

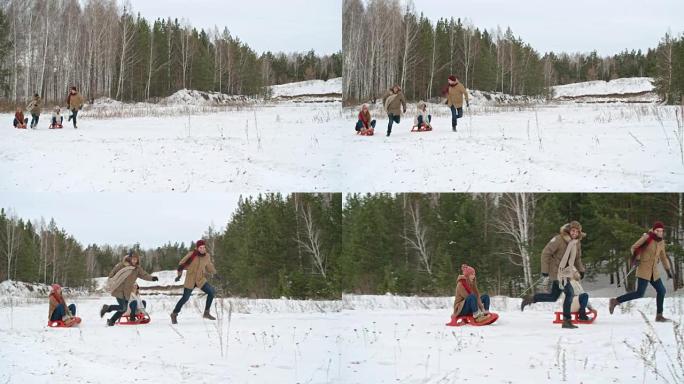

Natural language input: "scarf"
[460,279,473,295]
[177,250,204,272]
[558,239,579,287]
[15,112,24,122]
[358,110,371,128]
[105,265,136,293]
[634,232,661,256]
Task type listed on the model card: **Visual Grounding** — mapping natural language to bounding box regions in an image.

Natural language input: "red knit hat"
[653,221,665,230]
[448,75,457,82]
[196,239,206,248]
[461,264,476,278]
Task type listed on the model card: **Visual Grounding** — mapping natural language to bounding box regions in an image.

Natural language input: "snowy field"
[343,102,684,192]
[1,282,682,383]
[0,102,344,192]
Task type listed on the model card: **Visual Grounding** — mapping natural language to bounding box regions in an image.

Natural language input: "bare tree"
[495,193,536,288]
[402,199,432,275]
[296,202,326,278]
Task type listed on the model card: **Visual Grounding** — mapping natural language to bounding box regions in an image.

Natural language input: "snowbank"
[269,77,342,102]
[162,89,252,105]
[0,280,90,305]
[551,77,659,102]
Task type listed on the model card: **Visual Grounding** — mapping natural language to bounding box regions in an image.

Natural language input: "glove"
[634,259,640,267]
[541,273,548,278]
[466,101,470,107]
[174,275,181,282]
[579,271,585,280]
[152,276,159,281]
[666,269,673,280]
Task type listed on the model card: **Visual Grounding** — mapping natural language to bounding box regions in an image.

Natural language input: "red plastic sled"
[116,312,151,325]
[446,312,499,327]
[47,317,82,328]
[411,125,432,132]
[49,124,63,129]
[358,128,375,136]
[552,309,597,324]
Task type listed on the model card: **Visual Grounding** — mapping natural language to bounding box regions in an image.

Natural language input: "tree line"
[342,0,684,104]
[339,193,684,297]
[0,193,342,300]
[0,0,342,106]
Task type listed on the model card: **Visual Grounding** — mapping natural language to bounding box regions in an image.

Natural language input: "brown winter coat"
[382,89,407,116]
[179,251,217,289]
[27,97,42,114]
[446,82,469,108]
[47,294,70,320]
[453,275,485,316]
[108,260,154,300]
[66,92,84,110]
[541,224,586,281]
[631,231,671,281]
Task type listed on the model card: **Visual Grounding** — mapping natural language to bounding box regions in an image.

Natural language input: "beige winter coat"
[108,260,154,300]
[382,89,407,116]
[453,275,485,316]
[631,231,671,281]
[541,224,586,281]
[446,83,469,108]
[179,251,217,289]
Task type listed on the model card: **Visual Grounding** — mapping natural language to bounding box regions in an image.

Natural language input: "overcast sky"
[0,193,241,248]
[411,0,683,56]
[130,0,342,54]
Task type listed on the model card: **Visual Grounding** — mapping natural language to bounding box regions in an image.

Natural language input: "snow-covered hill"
[551,77,659,103]
[269,77,342,102]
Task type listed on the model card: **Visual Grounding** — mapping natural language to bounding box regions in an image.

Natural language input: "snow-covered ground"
[551,77,659,102]
[0,102,344,192]
[1,285,682,383]
[343,102,684,192]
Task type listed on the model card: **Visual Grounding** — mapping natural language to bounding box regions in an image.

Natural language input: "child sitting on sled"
[559,276,594,321]
[48,284,78,324]
[123,283,148,320]
[355,104,376,135]
[412,101,432,131]
[13,107,28,129]
[452,264,491,324]
[50,106,64,129]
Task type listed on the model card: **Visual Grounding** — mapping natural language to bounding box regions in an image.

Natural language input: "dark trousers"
[129,300,147,314]
[106,297,136,322]
[417,114,432,127]
[387,113,401,135]
[459,294,491,316]
[578,293,589,314]
[173,282,215,314]
[13,118,28,127]
[533,280,575,320]
[50,303,76,321]
[450,106,463,127]
[30,113,39,128]
[68,109,78,127]
[51,116,63,126]
[617,277,666,314]
[355,119,376,132]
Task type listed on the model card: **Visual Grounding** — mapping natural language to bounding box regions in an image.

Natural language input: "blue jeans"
[417,114,431,127]
[68,109,78,127]
[50,304,76,321]
[173,282,215,314]
[387,113,401,134]
[355,119,376,131]
[30,114,39,127]
[578,293,589,314]
[51,116,63,126]
[458,294,490,316]
[450,106,463,127]
[617,277,666,314]
[129,300,147,314]
[533,280,575,320]
[13,118,28,127]
[107,297,135,322]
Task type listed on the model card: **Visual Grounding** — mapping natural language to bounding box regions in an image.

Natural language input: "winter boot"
[106,318,115,326]
[609,298,618,315]
[170,312,178,325]
[655,314,672,323]
[128,314,138,323]
[100,304,109,318]
[452,125,457,132]
[520,295,534,311]
[578,310,590,322]
[203,310,216,320]
[473,311,489,323]
[562,319,578,329]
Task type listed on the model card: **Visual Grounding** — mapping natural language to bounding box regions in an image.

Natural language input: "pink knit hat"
[51,284,61,293]
[461,264,476,278]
